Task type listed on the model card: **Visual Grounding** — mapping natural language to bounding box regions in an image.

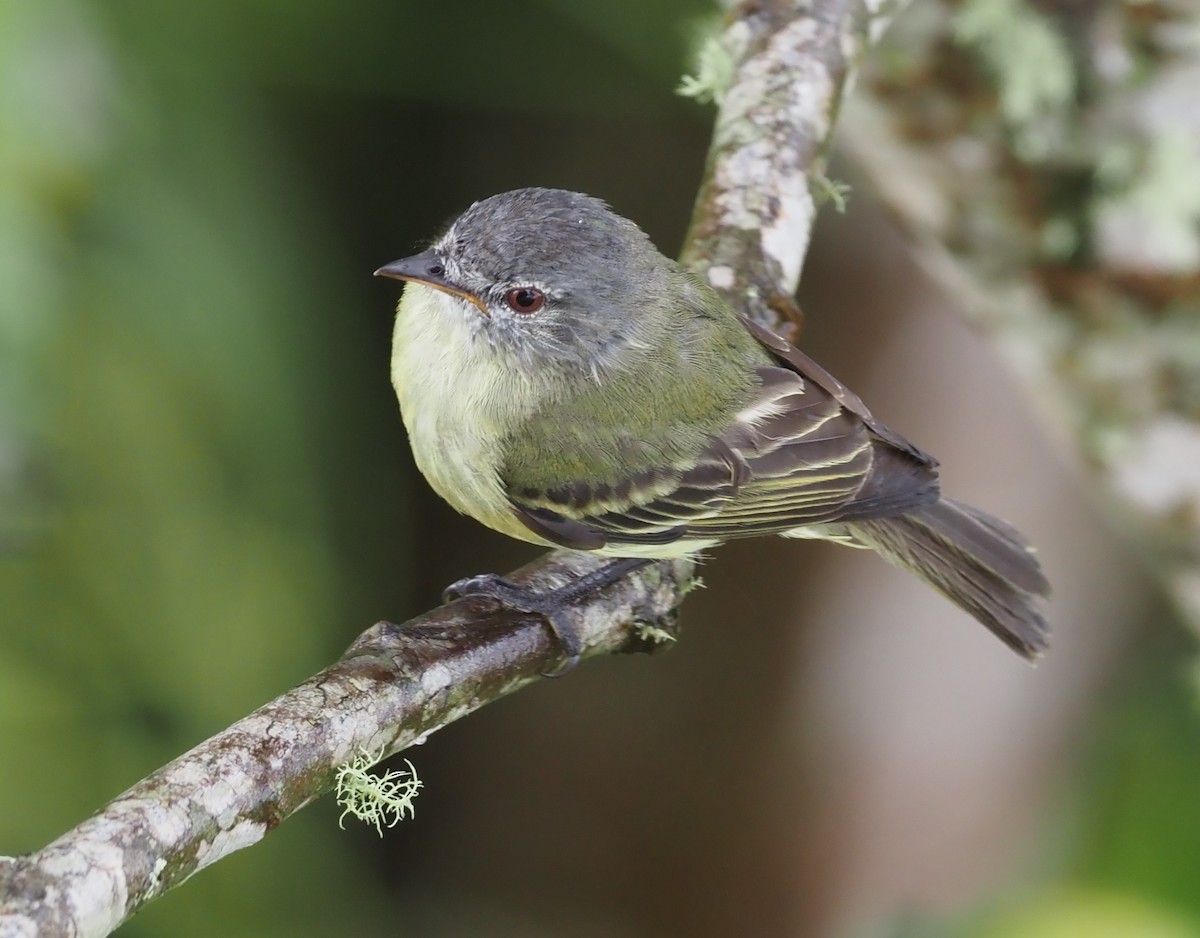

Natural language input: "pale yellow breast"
[390,285,553,546]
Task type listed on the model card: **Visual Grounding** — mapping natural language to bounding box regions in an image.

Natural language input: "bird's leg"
[443,557,653,676]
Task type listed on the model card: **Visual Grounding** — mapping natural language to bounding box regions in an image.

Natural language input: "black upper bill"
[374,249,450,286]
[373,250,488,315]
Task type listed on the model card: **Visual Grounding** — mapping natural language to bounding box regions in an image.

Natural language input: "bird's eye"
[504,287,545,314]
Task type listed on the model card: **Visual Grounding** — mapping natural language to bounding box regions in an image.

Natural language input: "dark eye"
[504,287,545,314]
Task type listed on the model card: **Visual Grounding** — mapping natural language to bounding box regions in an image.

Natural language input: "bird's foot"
[442,573,583,676]
[442,559,652,677]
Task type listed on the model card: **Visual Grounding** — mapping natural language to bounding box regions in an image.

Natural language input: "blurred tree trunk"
[842,0,1200,631]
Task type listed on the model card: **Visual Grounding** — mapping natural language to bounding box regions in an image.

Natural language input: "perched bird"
[376,188,1049,661]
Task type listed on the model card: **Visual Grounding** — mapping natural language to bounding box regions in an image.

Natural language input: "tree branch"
[682,0,906,340]
[0,2,901,934]
[1,553,691,938]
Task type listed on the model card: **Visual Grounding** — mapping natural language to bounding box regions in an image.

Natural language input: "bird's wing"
[507,318,941,552]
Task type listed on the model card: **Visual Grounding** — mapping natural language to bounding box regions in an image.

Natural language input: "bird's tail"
[849,499,1050,658]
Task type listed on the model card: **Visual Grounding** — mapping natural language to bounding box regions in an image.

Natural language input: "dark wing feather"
[509,320,941,552]
[739,317,936,464]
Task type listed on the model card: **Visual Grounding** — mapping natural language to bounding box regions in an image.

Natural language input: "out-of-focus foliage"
[979,890,1200,938]
[1071,638,1200,916]
[0,0,709,934]
[955,635,1200,938]
[0,0,373,932]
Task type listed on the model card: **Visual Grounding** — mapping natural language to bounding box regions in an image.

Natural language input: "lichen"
[813,174,852,213]
[677,24,734,105]
[335,750,422,837]
[634,623,677,645]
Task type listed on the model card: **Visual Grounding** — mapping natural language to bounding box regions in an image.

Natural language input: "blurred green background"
[2,1,1199,936]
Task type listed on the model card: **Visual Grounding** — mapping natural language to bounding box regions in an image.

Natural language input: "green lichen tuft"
[813,174,853,213]
[635,623,677,645]
[677,31,733,106]
[335,749,422,837]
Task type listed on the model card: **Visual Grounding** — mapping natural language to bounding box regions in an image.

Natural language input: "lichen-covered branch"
[0,553,692,937]
[0,1,902,934]
[839,0,1200,630]
[681,0,909,338]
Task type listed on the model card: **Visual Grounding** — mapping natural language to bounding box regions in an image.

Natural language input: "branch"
[0,553,692,937]
[681,0,907,338]
[0,2,901,934]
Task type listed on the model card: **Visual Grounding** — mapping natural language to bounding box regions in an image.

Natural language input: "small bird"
[376,188,1049,661]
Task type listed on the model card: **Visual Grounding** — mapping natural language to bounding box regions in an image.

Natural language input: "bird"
[375,187,1049,663]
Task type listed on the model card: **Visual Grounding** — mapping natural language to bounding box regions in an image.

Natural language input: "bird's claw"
[442,573,582,676]
[442,573,514,605]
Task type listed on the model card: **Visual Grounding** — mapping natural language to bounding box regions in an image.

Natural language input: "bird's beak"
[374,250,489,317]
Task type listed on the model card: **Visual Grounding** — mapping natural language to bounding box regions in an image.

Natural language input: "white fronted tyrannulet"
[376,188,1048,659]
